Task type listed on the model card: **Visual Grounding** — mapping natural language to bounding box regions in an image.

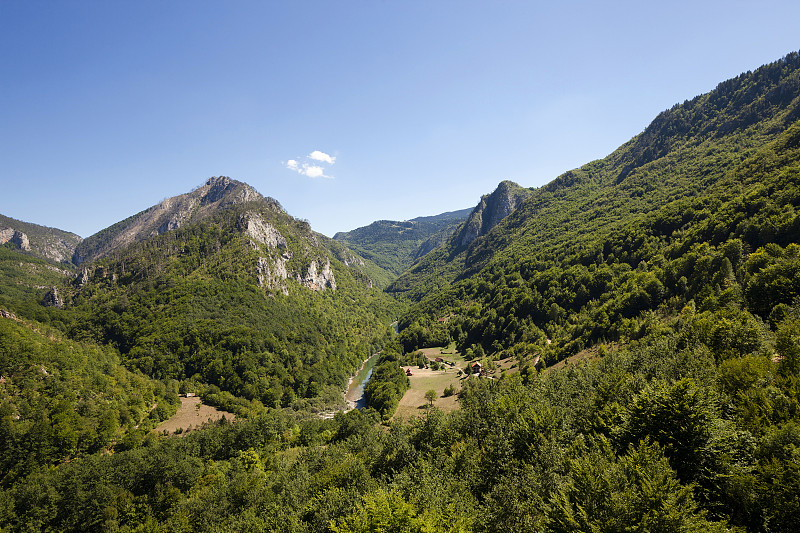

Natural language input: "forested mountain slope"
[0,246,182,487]
[0,309,177,485]
[333,207,471,277]
[395,52,800,365]
[0,177,403,486]
[64,187,403,411]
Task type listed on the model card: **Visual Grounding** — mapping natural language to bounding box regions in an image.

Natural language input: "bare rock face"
[13,230,30,251]
[458,180,527,247]
[299,258,336,292]
[240,212,287,249]
[42,286,64,308]
[256,249,337,293]
[75,268,91,287]
[256,252,292,295]
[0,309,18,320]
[241,209,337,293]
[0,228,31,251]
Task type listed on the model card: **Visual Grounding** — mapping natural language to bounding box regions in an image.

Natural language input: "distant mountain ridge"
[333,208,472,276]
[386,180,532,299]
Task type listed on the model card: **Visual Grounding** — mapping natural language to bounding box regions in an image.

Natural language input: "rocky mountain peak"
[457,180,530,247]
[73,176,271,265]
[202,176,261,206]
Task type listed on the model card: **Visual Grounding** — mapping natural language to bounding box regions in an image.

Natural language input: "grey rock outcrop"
[12,230,29,251]
[457,180,529,247]
[256,252,337,294]
[240,212,287,250]
[74,268,91,287]
[256,251,292,295]
[42,286,64,308]
[299,258,336,292]
[0,228,31,250]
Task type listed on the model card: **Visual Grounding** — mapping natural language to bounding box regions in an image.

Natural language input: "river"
[344,352,380,410]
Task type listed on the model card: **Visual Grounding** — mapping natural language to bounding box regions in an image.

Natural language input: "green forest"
[333,209,471,279]
[1,52,800,531]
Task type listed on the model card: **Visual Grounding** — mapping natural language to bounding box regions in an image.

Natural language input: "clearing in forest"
[392,345,466,420]
[155,396,236,436]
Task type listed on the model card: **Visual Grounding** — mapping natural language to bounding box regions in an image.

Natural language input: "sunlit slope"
[395,52,800,362]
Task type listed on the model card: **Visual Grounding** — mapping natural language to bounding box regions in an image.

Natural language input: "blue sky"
[2,1,799,238]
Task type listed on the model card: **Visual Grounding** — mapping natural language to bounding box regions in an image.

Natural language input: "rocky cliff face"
[42,286,64,308]
[0,215,82,264]
[73,176,270,265]
[456,180,530,247]
[242,211,293,295]
[0,228,30,251]
[256,254,292,295]
[240,211,288,250]
[299,258,337,291]
[241,210,337,293]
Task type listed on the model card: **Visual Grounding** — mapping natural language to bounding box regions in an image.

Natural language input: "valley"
[1,51,800,532]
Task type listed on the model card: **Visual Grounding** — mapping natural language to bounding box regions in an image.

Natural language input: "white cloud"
[309,150,336,164]
[303,165,327,178]
[284,150,336,179]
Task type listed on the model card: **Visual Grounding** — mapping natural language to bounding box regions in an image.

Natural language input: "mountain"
[0,175,403,483]
[72,176,263,265]
[3,52,800,533]
[0,214,81,264]
[386,180,532,300]
[70,175,393,291]
[333,207,472,276]
[62,177,402,408]
[454,180,532,248]
[394,51,800,362]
